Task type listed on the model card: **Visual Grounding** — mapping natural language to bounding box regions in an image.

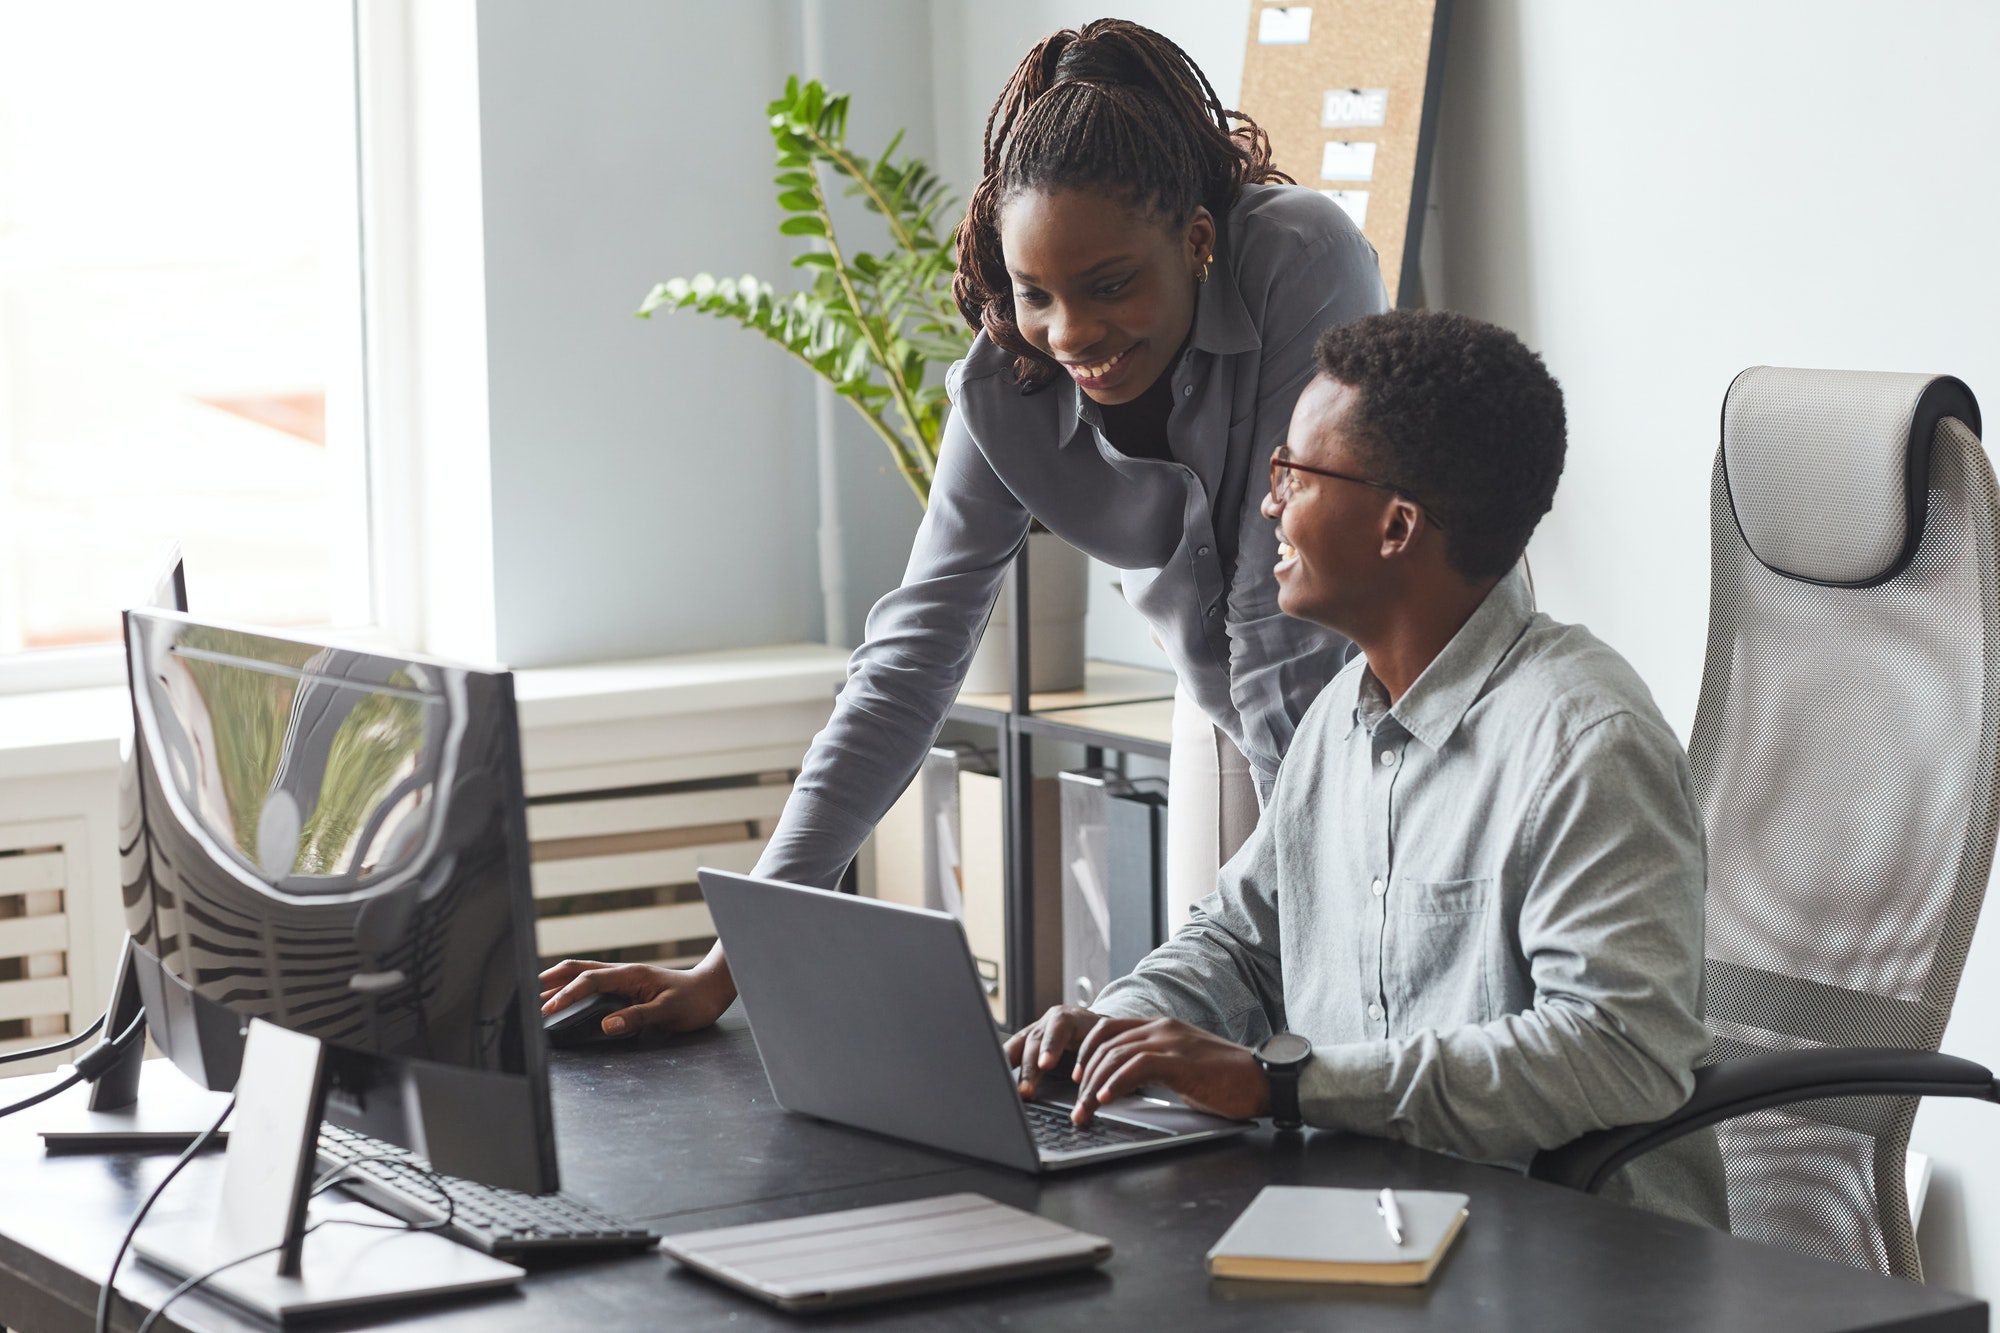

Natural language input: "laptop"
[697,869,1252,1172]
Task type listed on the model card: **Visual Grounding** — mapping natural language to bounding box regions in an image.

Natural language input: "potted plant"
[638,77,1085,693]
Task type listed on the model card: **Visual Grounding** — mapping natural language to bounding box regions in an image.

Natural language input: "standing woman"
[541,19,1387,1035]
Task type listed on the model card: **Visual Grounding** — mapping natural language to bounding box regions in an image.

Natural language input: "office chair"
[1530,367,2000,1279]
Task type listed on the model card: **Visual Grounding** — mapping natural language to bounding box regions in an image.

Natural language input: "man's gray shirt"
[757,185,1386,889]
[1092,567,1728,1226]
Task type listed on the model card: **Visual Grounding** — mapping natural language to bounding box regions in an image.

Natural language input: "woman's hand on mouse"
[537,956,735,1037]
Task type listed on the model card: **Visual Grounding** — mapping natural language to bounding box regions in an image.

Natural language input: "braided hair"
[953,19,1292,391]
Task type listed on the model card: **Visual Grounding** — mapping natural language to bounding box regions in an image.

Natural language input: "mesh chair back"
[1690,367,1998,1278]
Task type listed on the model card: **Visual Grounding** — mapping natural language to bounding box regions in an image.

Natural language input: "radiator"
[526,772,792,967]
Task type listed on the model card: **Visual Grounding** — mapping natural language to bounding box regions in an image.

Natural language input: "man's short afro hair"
[1312,310,1566,579]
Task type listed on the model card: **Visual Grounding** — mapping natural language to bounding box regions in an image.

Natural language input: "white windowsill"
[0,687,131,782]
[0,643,852,784]
[512,643,849,729]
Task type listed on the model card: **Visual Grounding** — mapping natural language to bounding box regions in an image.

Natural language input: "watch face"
[1260,1032,1311,1066]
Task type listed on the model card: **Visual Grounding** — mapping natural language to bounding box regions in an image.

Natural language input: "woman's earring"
[1197,254,1213,285]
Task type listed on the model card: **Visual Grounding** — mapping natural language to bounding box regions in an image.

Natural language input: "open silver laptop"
[697,870,1251,1172]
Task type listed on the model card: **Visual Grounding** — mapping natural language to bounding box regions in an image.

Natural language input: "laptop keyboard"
[1023,1099,1170,1154]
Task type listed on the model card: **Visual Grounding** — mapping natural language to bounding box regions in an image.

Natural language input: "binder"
[922,744,1002,1003]
[1104,782,1166,975]
[1058,772,1167,1005]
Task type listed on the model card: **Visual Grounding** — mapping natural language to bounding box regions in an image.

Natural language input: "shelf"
[952,659,1176,720]
[1021,699,1175,758]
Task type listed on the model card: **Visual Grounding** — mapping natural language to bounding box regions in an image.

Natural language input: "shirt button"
[1182,384,1193,397]
[1371,878,1385,897]
[1367,1002,1385,1021]
[1196,545,1209,557]
[1207,604,1219,618]
[1379,749,1397,767]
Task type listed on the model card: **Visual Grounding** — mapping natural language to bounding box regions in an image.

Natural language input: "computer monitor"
[117,607,557,1198]
[149,540,188,616]
[82,542,190,1116]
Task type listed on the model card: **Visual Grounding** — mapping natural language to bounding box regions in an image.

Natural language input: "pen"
[1377,1187,1405,1246]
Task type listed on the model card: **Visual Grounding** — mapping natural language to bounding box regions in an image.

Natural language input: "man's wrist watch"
[1254,1032,1313,1130]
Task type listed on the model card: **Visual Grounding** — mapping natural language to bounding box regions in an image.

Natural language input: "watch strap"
[1265,1063,1303,1129]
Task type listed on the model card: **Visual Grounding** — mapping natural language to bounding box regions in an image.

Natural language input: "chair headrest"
[1723,366,1981,587]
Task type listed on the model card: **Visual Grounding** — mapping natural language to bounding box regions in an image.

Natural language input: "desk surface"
[0,1012,1985,1333]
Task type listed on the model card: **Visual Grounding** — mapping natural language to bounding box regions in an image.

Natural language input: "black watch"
[1254,1032,1312,1130]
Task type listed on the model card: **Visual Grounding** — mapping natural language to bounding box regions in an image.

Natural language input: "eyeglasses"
[1268,450,1447,531]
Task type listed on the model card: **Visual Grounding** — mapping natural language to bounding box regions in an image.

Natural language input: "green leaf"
[636,283,671,317]
[791,252,835,269]
[773,170,813,189]
[779,215,829,238]
[775,189,818,212]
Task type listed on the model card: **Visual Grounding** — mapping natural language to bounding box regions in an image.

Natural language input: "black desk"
[0,1010,1985,1332]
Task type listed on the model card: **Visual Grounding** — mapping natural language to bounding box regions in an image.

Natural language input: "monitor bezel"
[118,607,559,1195]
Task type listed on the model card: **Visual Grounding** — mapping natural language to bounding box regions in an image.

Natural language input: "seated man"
[1005,309,1725,1227]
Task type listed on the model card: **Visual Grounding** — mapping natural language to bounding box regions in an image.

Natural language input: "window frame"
[0,0,422,696]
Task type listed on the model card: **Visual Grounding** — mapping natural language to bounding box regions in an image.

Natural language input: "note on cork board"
[1241,2,1452,306]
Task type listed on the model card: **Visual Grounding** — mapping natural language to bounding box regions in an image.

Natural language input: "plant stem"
[803,159,932,490]
[804,127,920,258]
[743,317,929,506]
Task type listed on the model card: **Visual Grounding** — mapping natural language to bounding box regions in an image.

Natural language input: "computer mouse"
[543,992,634,1048]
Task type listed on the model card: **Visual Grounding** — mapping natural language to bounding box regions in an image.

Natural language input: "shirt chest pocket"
[1382,876,1495,1033]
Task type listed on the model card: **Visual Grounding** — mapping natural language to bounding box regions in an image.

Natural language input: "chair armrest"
[1529,1047,1999,1194]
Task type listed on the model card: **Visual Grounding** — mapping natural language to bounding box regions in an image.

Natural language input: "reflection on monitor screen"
[119,609,555,1194]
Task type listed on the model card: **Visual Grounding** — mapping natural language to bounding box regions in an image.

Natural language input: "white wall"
[927,0,2000,1298]
[475,0,822,666]
[1429,1,2000,1299]
[797,0,933,646]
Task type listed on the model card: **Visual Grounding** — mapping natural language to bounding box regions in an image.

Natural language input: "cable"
[0,1068,84,1119]
[131,1157,458,1333]
[0,1010,105,1066]
[310,1152,457,1229]
[0,1012,146,1123]
[73,1012,148,1080]
[96,1093,234,1333]
[133,1232,295,1333]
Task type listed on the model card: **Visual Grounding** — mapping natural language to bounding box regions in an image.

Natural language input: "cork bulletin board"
[1239,1,1452,306]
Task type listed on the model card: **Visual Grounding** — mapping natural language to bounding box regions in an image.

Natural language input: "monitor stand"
[131,1018,521,1324]
[35,939,232,1149]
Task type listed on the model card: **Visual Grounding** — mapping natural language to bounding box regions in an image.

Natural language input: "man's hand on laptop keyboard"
[1068,1016,1271,1126]
[1005,1005,1146,1099]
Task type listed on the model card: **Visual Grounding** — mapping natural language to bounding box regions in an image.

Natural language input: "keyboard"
[1023,1099,1170,1155]
[316,1123,661,1257]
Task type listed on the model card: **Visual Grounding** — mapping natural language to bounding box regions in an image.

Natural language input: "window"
[0,2,389,689]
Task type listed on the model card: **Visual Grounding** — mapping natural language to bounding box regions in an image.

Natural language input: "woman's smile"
[1064,343,1142,392]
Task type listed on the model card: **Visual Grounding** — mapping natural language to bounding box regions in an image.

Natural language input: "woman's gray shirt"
[756,184,1388,889]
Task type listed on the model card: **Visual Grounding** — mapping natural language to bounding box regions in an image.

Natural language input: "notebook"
[661,1193,1112,1312]
[1206,1186,1469,1286]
